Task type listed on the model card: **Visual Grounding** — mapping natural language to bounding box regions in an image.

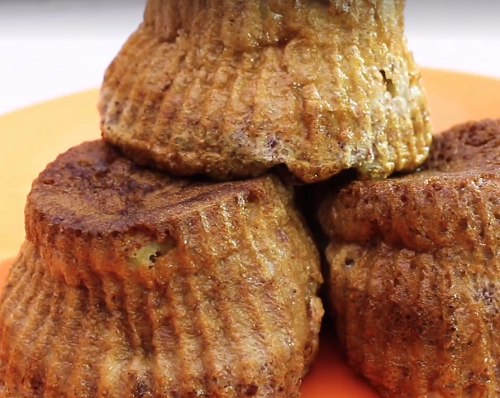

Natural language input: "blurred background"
[1,0,500,115]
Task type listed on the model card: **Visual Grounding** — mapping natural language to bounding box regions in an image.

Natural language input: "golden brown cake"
[0,140,324,398]
[99,0,432,184]
[318,119,500,398]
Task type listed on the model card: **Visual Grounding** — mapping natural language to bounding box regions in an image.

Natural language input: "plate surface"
[1,68,500,397]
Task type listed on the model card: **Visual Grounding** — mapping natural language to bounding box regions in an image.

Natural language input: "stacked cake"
[2,1,498,398]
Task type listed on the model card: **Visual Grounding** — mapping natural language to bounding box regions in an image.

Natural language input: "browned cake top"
[26,140,283,242]
[425,118,500,173]
[319,119,500,251]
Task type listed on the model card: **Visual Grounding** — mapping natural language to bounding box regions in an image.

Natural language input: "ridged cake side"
[318,119,500,398]
[0,141,324,398]
[99,0,432,183]
[325,241,500,398]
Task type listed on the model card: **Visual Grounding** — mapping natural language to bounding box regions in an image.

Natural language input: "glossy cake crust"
[99,0,432,183]
[318,119,500,398]
[0,140,324,398]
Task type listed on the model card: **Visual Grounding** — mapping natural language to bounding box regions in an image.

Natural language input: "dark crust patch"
[25,140,279,240]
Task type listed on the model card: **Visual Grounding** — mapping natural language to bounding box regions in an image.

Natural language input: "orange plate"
[1,68,500,397]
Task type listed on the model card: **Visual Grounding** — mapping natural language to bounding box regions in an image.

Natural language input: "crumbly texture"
[0,140,324,398]
[99,0,432,183]
[318,119,500,398]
